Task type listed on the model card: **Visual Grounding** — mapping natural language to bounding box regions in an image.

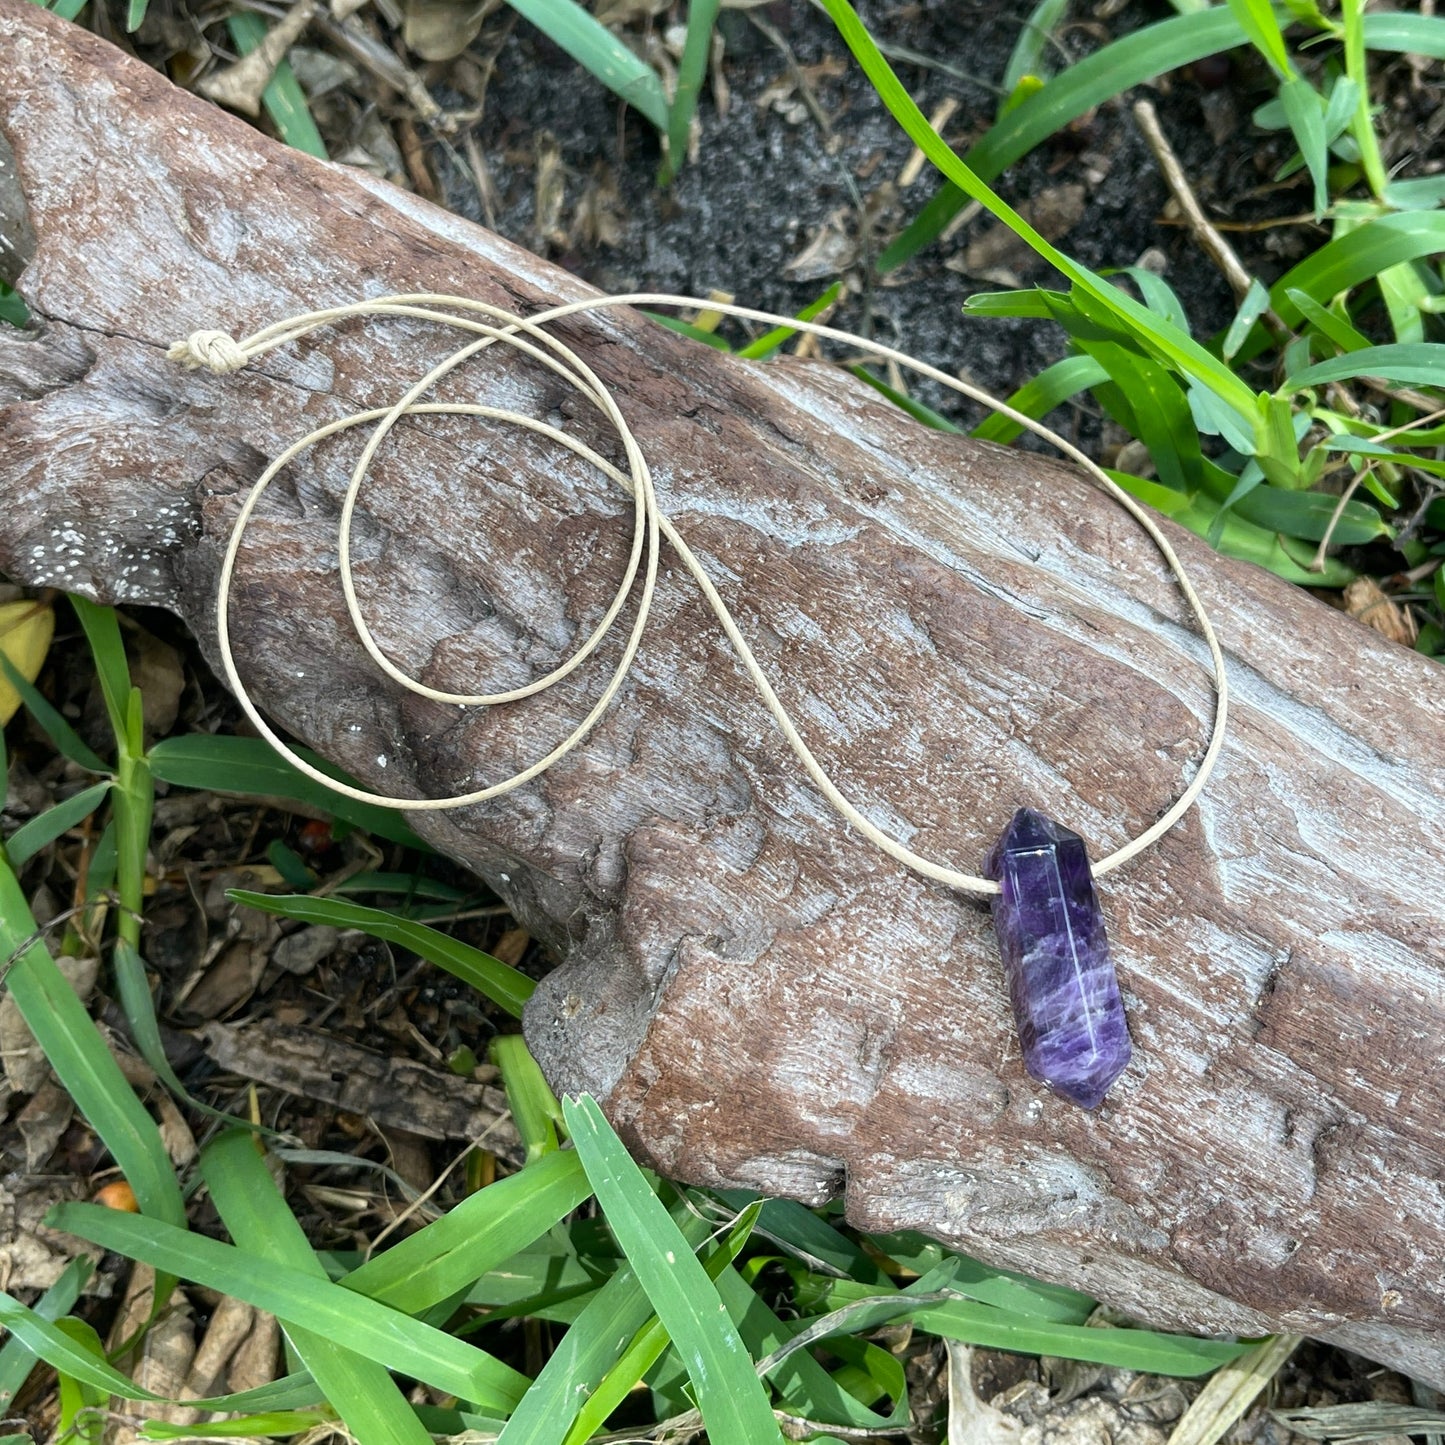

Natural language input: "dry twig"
[1133,99,1286,330]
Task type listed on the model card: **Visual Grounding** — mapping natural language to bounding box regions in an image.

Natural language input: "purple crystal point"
[983,808,1131,1109]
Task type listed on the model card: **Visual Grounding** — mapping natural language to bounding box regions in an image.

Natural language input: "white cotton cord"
[175,292,1229,898]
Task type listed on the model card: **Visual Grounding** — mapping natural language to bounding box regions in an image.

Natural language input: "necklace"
[171,292,1229,1110]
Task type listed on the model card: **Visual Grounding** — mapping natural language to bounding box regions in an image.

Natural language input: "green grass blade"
[879,8,1250,273]
[491,1034,562,1160]
[202,1132,433,1445]
[738,283,844,361]
[962,289,1061,318]
[1268,213,1445,328]
[1360,12,1445,63]
[503,0,668,130]
[495,1206,716,1445]
[643,312,734,350]
[562,1095,784,1445]
[148,735,430,850]
[1285,342,1445,390]
[973,355,1109,444]
[1043,289,1201,491]
[49,1200,531,1412]
[661,0,721,184]
[819,0,1260,424]
[1316,434,1445,480]
[54,1318,108,1445]
[343,1149,591,1313]
[1204,473,1389,543]
[806,1278,1246,1375]
[0,1291,320,1411]
[227,13,328,159]
[68,598,131,744]
[0,652,109,773]
[5,782,111,867]
[228,890,533,1016]
[850,366,965,433]
[1284,288,1370,352]
[1119,266,1192,334]
[113,693,152,953]
[1224,0,1293,78]
[0,281,30,326]
[860,1232,1095,1323]
[139,1410,333,1439]
[1278,77,1329,216]
[0,1293,167,1403]
[112,940,275,1133]
[0,860,186,1235]
[0,1256,92,1411]
[561,1199,762,1444]
[1222,279,1273,361]
[715,1266,905,1430]
[1000,0,1072,113]
[1110,469,1355,584]
[710,1191,889,1285]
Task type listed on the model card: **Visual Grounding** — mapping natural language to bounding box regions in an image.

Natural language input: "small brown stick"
[1133,99,1289,333]
[463,130,499,231]
[311,7,448,129]
[1310,467,1369,571]
[1360,375,1445,414]
[1311,407,1445,568]
[898,97,959,188]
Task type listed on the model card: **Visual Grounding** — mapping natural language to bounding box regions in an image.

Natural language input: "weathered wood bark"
[3,1,1444,1383]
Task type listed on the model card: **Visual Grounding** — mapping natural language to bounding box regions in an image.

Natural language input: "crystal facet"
[983,808,1131,1109]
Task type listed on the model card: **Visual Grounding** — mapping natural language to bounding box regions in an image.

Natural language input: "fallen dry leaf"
[784,210,857,282]
[16,1078,73,1170]
[197,0,319,117]
[949,183,1087,279]
[1343,577,1418,646]
[491,926,530,968]
[1,953,98,1093]
[0,598,54,726]
[402,0,496,60]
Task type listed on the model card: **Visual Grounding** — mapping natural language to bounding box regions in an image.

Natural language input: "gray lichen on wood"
[1,0,1444,1384]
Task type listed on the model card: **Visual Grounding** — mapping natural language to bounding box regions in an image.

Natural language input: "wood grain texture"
[2,1,1443,1381]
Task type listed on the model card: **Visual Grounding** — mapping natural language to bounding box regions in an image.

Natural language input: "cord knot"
[168,329,249,374]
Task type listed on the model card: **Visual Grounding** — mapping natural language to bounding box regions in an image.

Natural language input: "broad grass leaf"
[228,890,532,1016]
[343,1148,592,1313]
[48,1201,531,1413]
[562,1094,784,1445]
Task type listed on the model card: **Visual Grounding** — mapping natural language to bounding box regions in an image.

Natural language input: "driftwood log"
[3,1,1445,1384]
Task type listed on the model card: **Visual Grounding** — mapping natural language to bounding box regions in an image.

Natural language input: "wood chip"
[1343,577,1419,646]
[199,1018,523,1159]
[227,1310,281,1394]
[182,1295,256,1402]
[491,926,530,968]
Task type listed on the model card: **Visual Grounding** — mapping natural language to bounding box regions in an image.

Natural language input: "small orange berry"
[94,1181,140,1212]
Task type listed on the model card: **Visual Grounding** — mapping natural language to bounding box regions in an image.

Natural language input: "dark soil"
[435,0,1298,424]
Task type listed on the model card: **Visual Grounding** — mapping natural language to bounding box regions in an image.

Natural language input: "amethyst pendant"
[983,808,1131,1109]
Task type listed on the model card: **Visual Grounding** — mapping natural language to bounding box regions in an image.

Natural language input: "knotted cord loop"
[176,292,1229,897]
[169,329,251,374]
